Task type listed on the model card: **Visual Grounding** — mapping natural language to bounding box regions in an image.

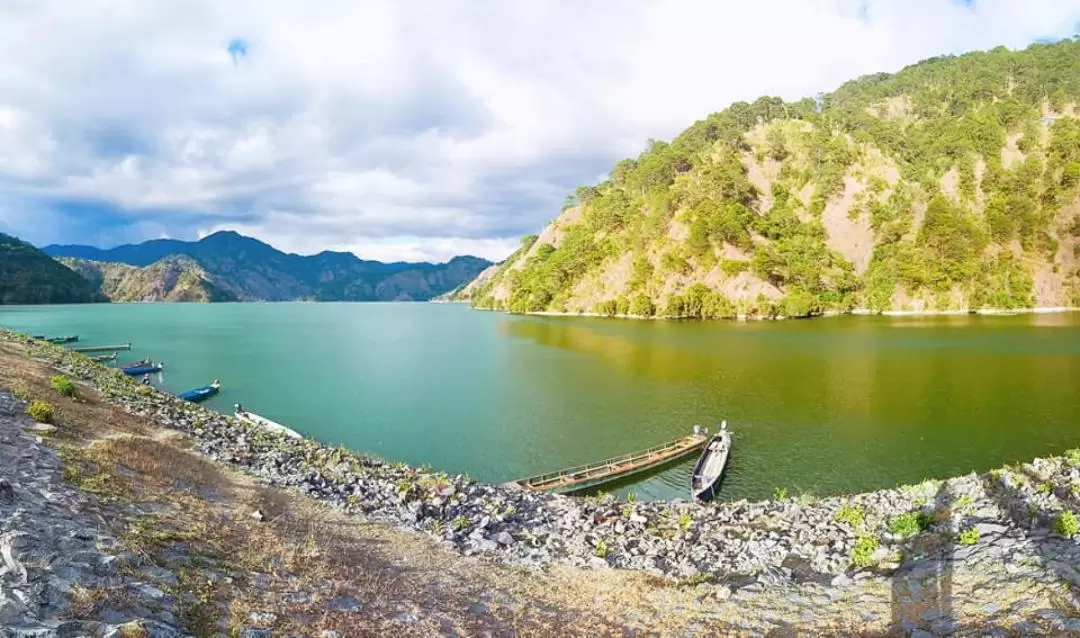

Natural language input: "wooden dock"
[71,343,132,353]
[515,434,707,494]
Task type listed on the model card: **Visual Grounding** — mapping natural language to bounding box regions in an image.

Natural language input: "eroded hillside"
[471,40,1080,318]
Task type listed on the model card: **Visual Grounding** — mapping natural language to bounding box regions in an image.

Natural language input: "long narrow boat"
[234,404,302,439]
[515,432,707,494]
[46,335,79,344]
[122,362,164,376]
[121,359,151,369]
[90,352,118,363]
[178,380,221,403]
[691,423,732,503]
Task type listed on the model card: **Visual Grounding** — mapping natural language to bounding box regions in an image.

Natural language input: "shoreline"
[5,328,1079,604]
[470,304,1080,321]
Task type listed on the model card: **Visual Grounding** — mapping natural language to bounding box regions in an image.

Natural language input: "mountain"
[0,233,104,304]
[60,256,237,302]
[437,262,503,302]
[470,39,1080,318]
[46,231,491,302]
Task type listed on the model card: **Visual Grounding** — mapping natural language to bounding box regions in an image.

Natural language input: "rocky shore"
[5,329,1080,634]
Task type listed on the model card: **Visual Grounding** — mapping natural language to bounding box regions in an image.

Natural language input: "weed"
[954,494,974,510]
[621,505,633,518]
[834,503,865,528]
[678,512,693,532]
[626,491,637,504]
[50,374,76,398]
[957,527,980,545]
[773,487,788,500]
[1066,448,1080,468]
[1037,482,1054,495]
[452,516,471,532]
[851,532,879,568]
[26,400,55,423]
[887,512,933,538]
[795,491,817,506]
[1053,511,1078,539]
[10,381,32,401]
[594,538,608,558]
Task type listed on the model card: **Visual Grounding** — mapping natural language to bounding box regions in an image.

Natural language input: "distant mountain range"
[0,233,105,304]
[41,231,491,303]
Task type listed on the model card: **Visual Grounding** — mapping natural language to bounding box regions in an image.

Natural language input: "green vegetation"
[50,374,77,398]
[26,400,56,424]
[852,531,880,568]
[0,234,103,304]
[887,511,934,538]
[475,39,1080,317]
[834,503,866,527]
[773,487,789,500]
[957,527,980,546]
[594,537,609,558]
[1053,510,1078,538]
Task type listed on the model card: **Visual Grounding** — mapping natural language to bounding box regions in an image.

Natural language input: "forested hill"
[0,234,104,304]
[47,231,491,302]
[467,39,1080,318]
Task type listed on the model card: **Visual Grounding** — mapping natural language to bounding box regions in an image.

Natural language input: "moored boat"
[122,362,164,376]
[691,421,732,503]
[178,380,221,403]
[121,359,151,368]
[234,404,302,439]
[46,335,79,344]
[90,352,118,363]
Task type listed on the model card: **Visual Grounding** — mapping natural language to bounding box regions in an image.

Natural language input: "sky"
[2,1,1080,263]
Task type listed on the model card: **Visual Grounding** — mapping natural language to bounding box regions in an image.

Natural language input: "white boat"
[233,404,302,439]
[691,421,732,502]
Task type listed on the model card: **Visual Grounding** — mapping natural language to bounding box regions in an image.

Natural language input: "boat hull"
[179,385,220,403]
[691,430,731,503]
[122,365,162,376]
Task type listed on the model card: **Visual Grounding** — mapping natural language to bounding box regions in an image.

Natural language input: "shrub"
[957,527,980,546]
[50,375,76,398]
[452,516,471,532]
[851,532,879,568]
[1053,511,1078,539]
[26,400,55,424]
[887,512,933,538]
[773,487,788,500]
[628,293,655,317]
[1065,448,1080,468]
[834,503,865,527]
[594,538,608,558]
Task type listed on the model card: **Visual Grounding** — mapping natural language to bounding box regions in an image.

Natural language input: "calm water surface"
[2,303,1079,501]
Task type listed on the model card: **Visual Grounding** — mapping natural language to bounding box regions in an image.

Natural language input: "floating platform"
[515,433,707,494]
[71,343,132,353]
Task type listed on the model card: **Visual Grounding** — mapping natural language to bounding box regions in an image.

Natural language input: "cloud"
[0,0,1079,262]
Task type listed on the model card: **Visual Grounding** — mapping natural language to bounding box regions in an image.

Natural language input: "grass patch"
[1053,511,1078,539]
[887,511,933,538]
[851,532,879,568]
[50,374,77,398]
[834,503,865,528]
[773,487,788,500]
[957,527,980,546]
[26,399,55,423]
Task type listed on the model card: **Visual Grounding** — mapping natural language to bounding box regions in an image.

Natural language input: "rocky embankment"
[5,330,1080,634]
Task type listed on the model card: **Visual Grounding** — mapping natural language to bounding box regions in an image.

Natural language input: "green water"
[2,303,1079,501]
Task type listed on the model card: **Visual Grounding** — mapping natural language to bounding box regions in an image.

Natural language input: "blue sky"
[1,0,1080,262]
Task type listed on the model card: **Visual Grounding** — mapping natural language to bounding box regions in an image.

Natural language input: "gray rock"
[327,597,360,612]
[468,602,489,615]
[239,629,272,638]
[0,478,13,504]
[493,531,515,546]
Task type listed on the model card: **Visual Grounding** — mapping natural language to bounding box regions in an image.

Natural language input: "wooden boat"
[516,432,707,494]
[90,352,117,363]
[122,362,163,376]
[121,359,151,368]
[46,335,79,344]
[178,380,220,403]
[691,422,732,503]
[234,404,302,439]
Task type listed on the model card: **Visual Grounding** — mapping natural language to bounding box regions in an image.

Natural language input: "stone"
[0,478,13,504]
[493,531,515,546]
[239,629,272,638]
[327,597,360,612]
[829,574,852,588]
[250,509,266,522]
[468,603,489,615]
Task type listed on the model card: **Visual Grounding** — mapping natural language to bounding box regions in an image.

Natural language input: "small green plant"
[954,494,974,510]
[1037,482,1054,495]
[452,516,471,532]
[594,538,608,558]
[957,527,980,546]
[887,512,933,538]
[795,491,817,506]
[26,400,55,424]
[773,487,789,500]
[851,532,879,568]
[10,381,32,401]
[834,503,865,528]
[622,504,633,518]
[678,512,693,532]
[50,375,76,398]
[1053,511,1078,539]
[1066,448,1080,468]
[626,491,637,504]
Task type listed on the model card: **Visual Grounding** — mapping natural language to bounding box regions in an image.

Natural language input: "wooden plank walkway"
[71,343,132,353]
[515,433,707,494]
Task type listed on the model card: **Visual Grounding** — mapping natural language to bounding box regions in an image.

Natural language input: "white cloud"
[1,0,1079,261]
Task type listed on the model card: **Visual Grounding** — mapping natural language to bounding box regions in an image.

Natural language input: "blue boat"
[178,380,221,403]
[122,362,163,376]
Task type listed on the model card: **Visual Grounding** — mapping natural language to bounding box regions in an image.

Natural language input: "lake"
[2,303,1079,502]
